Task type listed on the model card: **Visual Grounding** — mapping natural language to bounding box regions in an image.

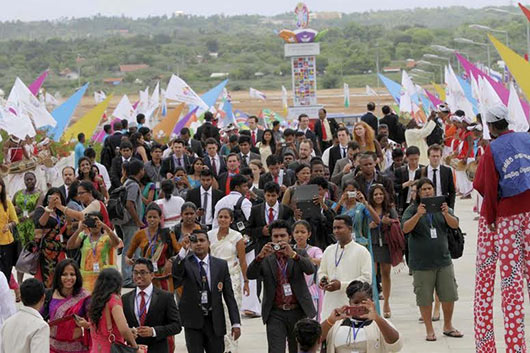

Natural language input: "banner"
[62,95,112,142]
[343,83,350,108]
[425,89,443,107]
[445,64,474,118]
[432,82,446,101]
[137,86,149,115]
[152,103,185,140]
[165,75,208,110]
[49,83,89,141]
[45,92,58,106]
[365,85,378,96]
[519,2,530,22]
[28,70,49,96]
[7,77,57,128]
[478,76,503,140]
[249,87,267,100]
[94,90,106,104]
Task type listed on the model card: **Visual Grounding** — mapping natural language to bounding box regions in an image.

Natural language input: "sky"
[0,0,516,21]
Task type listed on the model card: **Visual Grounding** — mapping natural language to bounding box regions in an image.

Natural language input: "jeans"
[119,224,139,286]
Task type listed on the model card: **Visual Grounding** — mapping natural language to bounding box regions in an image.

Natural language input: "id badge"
[23,210,29,217]
[93,263,100,273]
[430,228,438,239]
[152,261,158,272]
[155,181,160,189]
[283,283,293,297]
[201,290,208,304]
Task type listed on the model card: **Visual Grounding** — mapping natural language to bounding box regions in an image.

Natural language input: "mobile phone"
[174,177,181,181]
[344,306,368,317]
[320,277,328,286]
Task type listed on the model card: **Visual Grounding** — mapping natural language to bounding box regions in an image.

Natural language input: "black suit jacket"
[415,165,456,209]
[203,155,227,178]
[186,138,204,158]
[194,122,220,142]
[249,129,264,146]
[247,249,316,323]
[58,185,68,201]
[238,152,260,169]
[247,203,294,253]
[109,156,140,191]
[160,154,194,177]
[361,112,379,133]
[394,165,424,215]
[122,287,181,353]
[354,172,395,204]
[108,132,124,156]
[185,186,224,221]
[314,118,339,151]
[328,145,345,179]
[258,170,295,191]
[172,254,240,336]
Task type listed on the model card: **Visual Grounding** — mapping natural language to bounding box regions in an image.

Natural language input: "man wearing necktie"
[203,138,227,178]
[248,116,263,147]
[161,139,191,179]
[218,153,241,195]
[110,140,135,191]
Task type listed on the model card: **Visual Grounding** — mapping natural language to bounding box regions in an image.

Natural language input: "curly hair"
[88,268,122,328]
[353,121,376,152]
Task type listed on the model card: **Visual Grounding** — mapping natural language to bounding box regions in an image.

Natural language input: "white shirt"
[0,273,15,327]
[94,161,111,190]
[406,166,420,203]
[317,241,372,319]
[193,254,211,290]
[265,202,280,224]
[209,154,221,175]
[1,306,50,353]
[201,186,214,225]
[404,120,436,166]
[155,195,185,229]
[339,144,348,159]
[213,191,252,228]
[427,165,443,196]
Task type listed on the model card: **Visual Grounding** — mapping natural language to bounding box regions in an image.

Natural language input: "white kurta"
[318,241,372,319]
[404,120,436,166]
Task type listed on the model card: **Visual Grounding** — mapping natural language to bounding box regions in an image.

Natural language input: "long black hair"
[78,181,104,202]
[0,178,7,210]
[368,184,392,214]
[261,129,276,153]
[66,180,80,205]
[88,268,123,326]
[52,259,83,297]
[77,157,96,181]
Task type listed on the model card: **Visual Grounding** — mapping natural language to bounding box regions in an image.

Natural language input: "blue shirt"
[74,142,85,168]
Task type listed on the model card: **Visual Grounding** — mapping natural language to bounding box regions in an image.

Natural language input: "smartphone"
[344,306,368,317]
[320,277,328,286]
[174,177,181,181]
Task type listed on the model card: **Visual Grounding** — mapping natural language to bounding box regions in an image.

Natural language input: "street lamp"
[417,60,443,83]
[454,37,491,69]
[411,68,435,80]
[424,53,451,64]
[485,7,530,57]
[469,24,509,46]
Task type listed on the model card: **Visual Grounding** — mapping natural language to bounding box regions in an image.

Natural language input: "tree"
[206,39,219,53]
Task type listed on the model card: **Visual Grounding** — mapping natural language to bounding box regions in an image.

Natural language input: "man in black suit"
[123,258,181,353]
[352,153,394,203]
[414,143,456,209]
[58,166,76,200]
[217,153,241,195]
[328,127,351,178]
[172,230,241,353]
[203,138,227,178]
[314,108,339,152]
[380,105,404,144]
[194,111,220,143]
[160,138,194,178]
[180,127,204,158]
[100,121,124,169]
[297,114,318,153]
[247,220,316,353]
[241,167,264,206]
[109,140,136,191]
[248,115,264,147]
[259,155,295,196]
[360,102,379,133]
[238,135,260,168]
[186,169,224,230]
[394,146,424,215]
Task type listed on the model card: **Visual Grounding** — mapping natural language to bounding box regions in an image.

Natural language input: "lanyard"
[89,235,100,257]
[335,244,345,267]
[427,213,434,228]
[136,291,152,319]
[350,320,367,342]
[146,228,159,258]
[276,258,288,278]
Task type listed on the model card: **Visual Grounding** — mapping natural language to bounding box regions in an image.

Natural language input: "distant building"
[406,59,416,69]
[103,77,123,85]
[209,52,218,58]
[383,67,400,73]
[119,64,149,73]
[210,73,229,78]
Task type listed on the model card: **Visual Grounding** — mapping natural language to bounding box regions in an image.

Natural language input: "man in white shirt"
[248,116,263,147]
[1,278,49,353]
[213,174,252,229]
[318,215,372,319]
[203,138,227,178]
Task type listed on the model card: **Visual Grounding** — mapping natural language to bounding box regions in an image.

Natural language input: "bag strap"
[235,196,245,210]
[104,299,115,342]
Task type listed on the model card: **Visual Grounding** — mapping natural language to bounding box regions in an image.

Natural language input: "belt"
[275,303,299,311]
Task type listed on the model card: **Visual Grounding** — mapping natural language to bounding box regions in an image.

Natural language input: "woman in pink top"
[88,268,138,353]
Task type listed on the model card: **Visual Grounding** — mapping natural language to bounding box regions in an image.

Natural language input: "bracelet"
[326,318,334,326]
[244,280,249,283]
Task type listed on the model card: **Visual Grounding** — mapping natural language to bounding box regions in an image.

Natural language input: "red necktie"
[268,207,274,224]
[321,121,327,140]
[274,175,279,184]
[252,131,256,145]
[139,291,147,325]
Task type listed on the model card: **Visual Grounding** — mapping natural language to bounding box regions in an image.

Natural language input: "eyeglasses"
[133,271,151,276]
[78,191,88,195]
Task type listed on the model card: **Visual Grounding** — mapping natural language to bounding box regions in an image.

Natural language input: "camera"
[83,216,97,228]
[189,234,198,243]
[273,244,281,251]
[347,191,357,199]
[236,221,245,231]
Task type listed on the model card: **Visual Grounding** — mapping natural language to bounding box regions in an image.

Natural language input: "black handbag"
[105,305,137,353]
[447,227,465,259]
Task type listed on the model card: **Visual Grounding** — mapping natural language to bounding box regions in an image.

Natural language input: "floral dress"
[14,190,41,246]
[79,233,117,292]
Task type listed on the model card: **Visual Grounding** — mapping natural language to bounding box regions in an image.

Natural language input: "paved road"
[173,197,519,352]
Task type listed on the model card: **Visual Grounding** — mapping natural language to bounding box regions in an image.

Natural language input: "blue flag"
[378,74,401,104]
[50,83,89,141]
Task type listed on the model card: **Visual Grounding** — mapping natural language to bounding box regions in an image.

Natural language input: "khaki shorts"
[412,264,458,307]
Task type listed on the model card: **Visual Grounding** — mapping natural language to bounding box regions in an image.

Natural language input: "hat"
[467,124,483,132]
[450,115,463,123]
[9,135,21,143]
[437,103,450,113]
[222,123,236,132]
[484,104,508,123]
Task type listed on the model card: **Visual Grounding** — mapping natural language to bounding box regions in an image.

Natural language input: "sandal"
[383,312,391,319]
[443,330,464,338]
[432,314,440,322]
[426,334,437,341]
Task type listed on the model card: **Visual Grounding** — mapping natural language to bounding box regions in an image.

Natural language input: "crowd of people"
[0,100,512,353]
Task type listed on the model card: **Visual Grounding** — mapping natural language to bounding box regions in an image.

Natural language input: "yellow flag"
[432,82,446,101]
[152,103,185,139]
[489,34,530,101]
[62,95,112,142]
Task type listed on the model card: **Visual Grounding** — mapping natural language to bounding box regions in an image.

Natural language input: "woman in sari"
[187,159,204,189]
[12,172,42,285]
[208,208,249,353]
[41,259,91,353]
[66,213,120,292]
[34,187,67,288]
[126,203,180,291]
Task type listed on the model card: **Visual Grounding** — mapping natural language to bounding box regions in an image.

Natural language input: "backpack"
[107,178,135,226]
[230,196,249,233]
[447,227,465,259]
[426,120,444,146]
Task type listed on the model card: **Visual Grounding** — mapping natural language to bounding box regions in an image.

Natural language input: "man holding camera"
[247,220,316,353]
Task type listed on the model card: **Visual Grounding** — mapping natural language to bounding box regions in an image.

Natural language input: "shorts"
[412,263,458,307]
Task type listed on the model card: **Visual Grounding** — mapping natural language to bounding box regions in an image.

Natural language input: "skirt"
[373,243,391,264]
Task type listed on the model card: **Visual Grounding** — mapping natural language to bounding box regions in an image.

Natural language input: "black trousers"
[184,314,224,353]
[0,242,15,282]
[266,307,305,353]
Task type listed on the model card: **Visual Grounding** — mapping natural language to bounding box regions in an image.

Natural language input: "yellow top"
[0,200,18,245]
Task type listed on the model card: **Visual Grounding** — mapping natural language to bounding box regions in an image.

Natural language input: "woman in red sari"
[41,259,91,353]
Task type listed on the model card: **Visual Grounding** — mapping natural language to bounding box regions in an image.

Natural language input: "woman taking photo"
[321,280,402,353]
[66,213,120,292]
[34,188,67,288]
[187,158,205,189]
[156,180,185,229]
[77,157,109,201]
[293,220,323,320]
[0,178,18,283]
[402,177,462,341]
[208,208,249,352]
[130,132,149,163]
[173,202,204,243]
[368,185,399,319]
[126,203,180,291]
[282,163,311,208]
[353,121,383,163]
[256,129,276,172]
[12,171,42,285]
[88,268,138,353]
[41,259,91,353]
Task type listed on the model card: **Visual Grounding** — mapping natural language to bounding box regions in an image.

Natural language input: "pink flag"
[425,89,443,107]
[28,70,49,96]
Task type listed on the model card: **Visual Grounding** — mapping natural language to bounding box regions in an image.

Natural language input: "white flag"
[344,83,350,108]
[165,74,208,110]
[445,65,474,117]
[0,106,36,139]
[7,77,56,128]
[149,82,160,112]
[281,86,288,111]
[478,76,503,140]
[112,95,136,123]
[45,92,58,106]
[507,81,529,132]
[94,90,106,104]
[399,71,413,114]
[136,87,149,115]
[365,85,378,96]
[249,87,266,101]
